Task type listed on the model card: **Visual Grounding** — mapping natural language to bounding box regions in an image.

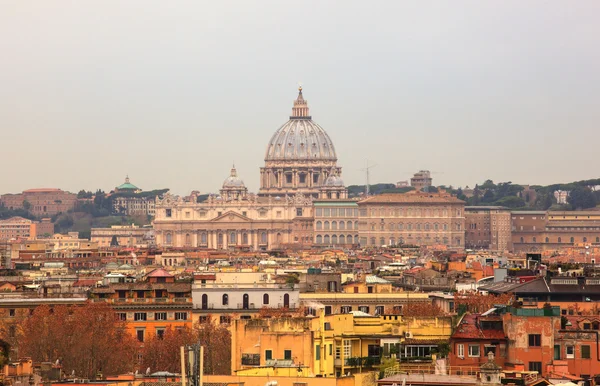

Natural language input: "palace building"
[153,88,348,250]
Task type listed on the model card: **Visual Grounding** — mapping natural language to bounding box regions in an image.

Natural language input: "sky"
[1,1,599,196]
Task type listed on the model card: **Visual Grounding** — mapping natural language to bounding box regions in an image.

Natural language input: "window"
[358,306,370,313]
[155,312,167,321]
[341,306,352,314]
[265,350,272,361]
[175,312,188,320]
[344,340,351,358]
[529,362,542,373]
[137,330,145,342]
[375,306,385,315]
[566,345,574,359]
[134,312,147,321]
[156,328,165,339]
[316,345,321,360]
[263,293,270,305]
[284,350,292,360]
[296,208,303,216]
[222,294,229,306]
[528,334,541,347]
[117,312,127,321]
[468,344,480,357]
[316,221,322,230]
[286,174,292,184]
[325,306,332,315]
[165,209,172,217]
[582,345,591,359]
[220,315,231,325]
[9,309,15,317]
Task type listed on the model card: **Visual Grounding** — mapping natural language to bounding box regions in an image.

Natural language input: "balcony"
[344,357,381,367]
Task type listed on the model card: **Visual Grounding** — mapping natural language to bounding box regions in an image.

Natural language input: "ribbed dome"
[222,166,245,188]
[324,174,344,187]
[265,88,337,162]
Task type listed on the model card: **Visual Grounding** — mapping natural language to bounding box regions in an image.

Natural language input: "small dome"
[222,166,245,188]
[324,171,344,187]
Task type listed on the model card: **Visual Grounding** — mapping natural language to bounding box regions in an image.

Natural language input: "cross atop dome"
[291,86,311,119]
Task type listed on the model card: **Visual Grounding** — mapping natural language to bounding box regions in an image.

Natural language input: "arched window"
[332,235,338,244]
[222,294,229,306]
[316,235,322,244]
[218,233,223,245]
[201,232,207,244]
[354,235,359,244]
[340,235,346,244]
[243,233,248,244]
[570,237,575,243]
[583,237,588,243]
[261,232,267,244]
[324,221,330,230]
[332,221,337,230]
[443,224,448,231]
[166,233,172,245]
[347,221,353,230]
[390,237,396,246]
[597,237,600,243]
[434,223,439,231]
[263,294,269,305]
[339,221,345,230]
[425,223,430,231]
[380,237,385,246]
[532,237,537,243]
[185,233,191,245]
[370,237,376,245]
[283,294,290,308]
[545,237,549,243]
[316,221,322,230]
[408,224,412,231]
[520,237,524,243]
[324,235,330,244]
[558,237,562,243]
[201,294,208,310]
[354,221,359,230]
[243,294,249,309]
[230,232,236,244]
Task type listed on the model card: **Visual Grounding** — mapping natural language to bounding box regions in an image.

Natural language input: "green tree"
[22,200,31,211]
[568,187,597,209]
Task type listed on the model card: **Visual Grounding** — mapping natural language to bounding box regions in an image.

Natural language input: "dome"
[222,166,245,188]
[324,174,344,187]
[265,88,337,162]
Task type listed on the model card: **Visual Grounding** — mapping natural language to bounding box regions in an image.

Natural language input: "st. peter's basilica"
[153,88,349,250]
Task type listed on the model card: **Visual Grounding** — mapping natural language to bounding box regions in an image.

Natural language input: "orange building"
[90,268,192,343]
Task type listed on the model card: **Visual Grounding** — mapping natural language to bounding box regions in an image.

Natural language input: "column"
[193,233,198,247]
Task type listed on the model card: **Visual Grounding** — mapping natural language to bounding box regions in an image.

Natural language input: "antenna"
[360,160,377,196]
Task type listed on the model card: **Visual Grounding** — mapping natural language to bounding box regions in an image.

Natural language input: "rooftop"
[359,191,464,204]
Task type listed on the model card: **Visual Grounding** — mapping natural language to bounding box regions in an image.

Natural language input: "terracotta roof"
[451,314,506,340]
[23,188,63,193]
[146,268,174,278]
[73,279,98,287]
[359,192,464,204]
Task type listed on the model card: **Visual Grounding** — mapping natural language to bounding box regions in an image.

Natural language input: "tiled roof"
[451,314,506,340]
[358,192,464,204]
[366,275,390,284]
[146,268,174,278]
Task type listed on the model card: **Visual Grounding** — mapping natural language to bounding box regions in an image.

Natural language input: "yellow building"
[231,311,453,378]
[300,291,431,316]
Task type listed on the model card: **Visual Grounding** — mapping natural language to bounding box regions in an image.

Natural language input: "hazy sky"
[1,1,599,195]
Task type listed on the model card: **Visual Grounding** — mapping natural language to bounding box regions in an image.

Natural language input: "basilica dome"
[324,174,344,187]
[265,87,337,162]
[222,166,245,188]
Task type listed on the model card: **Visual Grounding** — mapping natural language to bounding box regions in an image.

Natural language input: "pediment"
[211,211,251,222]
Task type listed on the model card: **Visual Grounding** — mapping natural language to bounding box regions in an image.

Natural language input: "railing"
[345,357,381,367]
[95,297,192,304]
[384,364,480,378]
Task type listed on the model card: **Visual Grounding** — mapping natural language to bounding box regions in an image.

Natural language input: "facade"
[511,210,600,252]
[299,292,431,316]
[0,217,54,240]
[231,312,453,377]
[91,224,153,247]
[89,268,192,343]
[1,188,77,217]
[465,206,512,251]
[153,88,348,250]
[357,191,466,248]
[111,176,156,216]
[410,170,432,191]
[314,200,359,246]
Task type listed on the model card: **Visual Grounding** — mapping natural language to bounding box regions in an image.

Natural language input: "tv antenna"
[360,160,377,196]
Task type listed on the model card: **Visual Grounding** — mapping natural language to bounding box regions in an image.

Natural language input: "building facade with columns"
[153,88,349,250]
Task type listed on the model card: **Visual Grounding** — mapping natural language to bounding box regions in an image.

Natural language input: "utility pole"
[182,344,203,386]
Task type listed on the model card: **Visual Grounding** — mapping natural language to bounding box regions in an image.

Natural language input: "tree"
[195,320,231,375]
[17,302,138,379]
[568,187,597,210]
[22,200,31,211]
[494,196,526,209]
[141,327,197,373]
[454,292,513,314]
[400,302,444,317]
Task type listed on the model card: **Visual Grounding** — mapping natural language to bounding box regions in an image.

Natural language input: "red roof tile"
[451,314,506,340]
